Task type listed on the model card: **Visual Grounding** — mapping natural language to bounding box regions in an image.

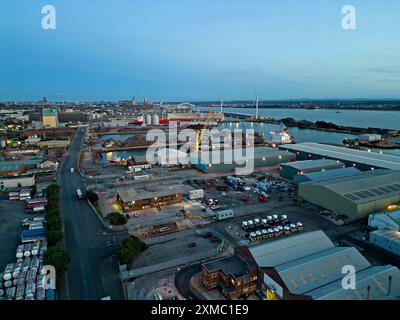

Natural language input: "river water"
[199,107,400,130]
[196,107,400,157]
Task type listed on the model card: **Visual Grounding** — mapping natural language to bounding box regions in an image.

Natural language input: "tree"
[86,189,99,203]
[106,212,127,225]
[44,247,70,277]
[117,247,133,265]
[47,229,64,246]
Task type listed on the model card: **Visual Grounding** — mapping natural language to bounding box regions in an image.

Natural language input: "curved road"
[58,127,128,300]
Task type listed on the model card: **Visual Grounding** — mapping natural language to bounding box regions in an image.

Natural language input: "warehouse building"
[280,159,345,180]
[279,142,400,171]
[189,147,295,174]
[116,184,185,212]
[293,166,361,184]
[237,230,400,300]
[298,170,400,219]
[369,208,400,231]
[370,229,400,257]
[0,175,35,190]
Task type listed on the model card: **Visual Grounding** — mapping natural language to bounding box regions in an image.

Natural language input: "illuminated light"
[208,164,212,167]
[262,157,266,161]
[353,163,356,167]
[368,149,371,152]
[278,155,282,159]
[371,167,375,171]
[380,150,383,154]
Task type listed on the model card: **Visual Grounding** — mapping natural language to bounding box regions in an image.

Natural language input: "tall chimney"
[388,275,392,296]
[367,285,371,300]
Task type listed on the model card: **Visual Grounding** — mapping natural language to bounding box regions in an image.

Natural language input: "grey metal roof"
[308,265,400,300]
[301,170,400,204]
[190,147,293,164]
[299,167,361,182]
[281,159,344,171]
[276,247,371,295]
[249,230,335,267]
[280,142,400,170]
[371,229,400,246]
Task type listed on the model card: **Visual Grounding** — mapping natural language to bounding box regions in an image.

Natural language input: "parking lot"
[130,234,221,270]
[0,200,26,271]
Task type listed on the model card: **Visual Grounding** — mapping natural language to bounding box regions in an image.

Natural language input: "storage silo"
[145,114,152,125]
[152,114,160,125]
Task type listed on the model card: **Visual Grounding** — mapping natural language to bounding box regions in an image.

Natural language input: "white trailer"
[216,209,234,221]
[188,189,204,200]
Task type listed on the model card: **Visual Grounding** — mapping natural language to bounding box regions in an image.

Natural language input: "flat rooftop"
[203,255,252,279]
[280,142,400,170]
[117,184,188,202]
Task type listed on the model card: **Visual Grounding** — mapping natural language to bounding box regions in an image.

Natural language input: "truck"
[76,189,83,199]
[188,189,204,200]
[26,206,45,214]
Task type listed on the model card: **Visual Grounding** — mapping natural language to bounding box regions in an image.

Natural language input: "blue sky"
[1,0,399,101]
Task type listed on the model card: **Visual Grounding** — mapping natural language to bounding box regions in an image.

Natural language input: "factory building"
[0,175,35,190]
[293,166,361,184]
[280,159,345,180]
[298,170,400,220]
[370,229,400,257]
[279,142,400,171]
[242,231,400,300]
[189,147,295,174]
[116,185,184,212]
[42,107,59,128]
[369,208,400,231]
[202,230,400,300]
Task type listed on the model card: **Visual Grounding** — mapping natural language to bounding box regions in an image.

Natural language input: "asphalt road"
[58,127,128,300]
[175,263,201,300]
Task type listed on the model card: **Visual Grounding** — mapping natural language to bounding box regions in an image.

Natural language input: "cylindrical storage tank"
[152,114,159,125]
[30,257,39,270]
[16,245,24,259]
[4,280,12,288]
[24,243,32,258]
[145,114,152,125]
[0,289,4,297]
[21,258,31,272]
[6,287,16,300]
[3,263,14,281]
[12,262,22,279]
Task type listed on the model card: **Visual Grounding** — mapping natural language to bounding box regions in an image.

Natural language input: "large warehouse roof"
[302,170,400,204]
[307,265,400,300]
[249,230,335,267]
[280,142,400,170]
[281,159,343,171]
[275,246,371,295]
[298,167,361,182]
[190,147,292,164]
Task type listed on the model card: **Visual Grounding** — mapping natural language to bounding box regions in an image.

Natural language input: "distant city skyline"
[1,0,400,101]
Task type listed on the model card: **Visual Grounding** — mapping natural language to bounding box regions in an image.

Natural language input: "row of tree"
[44,184,70,277]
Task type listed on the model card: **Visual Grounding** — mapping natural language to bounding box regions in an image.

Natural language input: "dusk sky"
[1,0,399,101]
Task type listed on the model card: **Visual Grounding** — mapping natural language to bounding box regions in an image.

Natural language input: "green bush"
[117,236,147,265]
[44,246,70,277]
[106,212,127,225]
